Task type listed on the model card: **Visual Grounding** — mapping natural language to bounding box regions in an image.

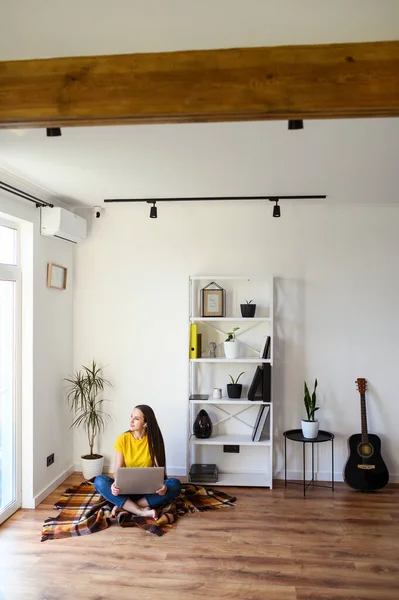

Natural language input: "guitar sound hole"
[358,443,373,458]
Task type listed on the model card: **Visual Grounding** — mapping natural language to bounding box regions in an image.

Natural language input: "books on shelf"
[248,366,262,400]
[259,335,271,359]
[189,394,209,401]
[197,333,202,359]
[262,364,271,403]
[252,406,270,442]
[248,363,271,401]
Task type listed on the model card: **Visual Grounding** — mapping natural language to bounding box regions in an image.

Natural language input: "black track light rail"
[0,180,54,208]
[104,195,326,203]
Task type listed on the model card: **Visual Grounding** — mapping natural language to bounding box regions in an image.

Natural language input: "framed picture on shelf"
[46,262,67,290]
[200,281,226,317]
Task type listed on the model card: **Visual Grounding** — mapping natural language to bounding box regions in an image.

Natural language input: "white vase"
[301,420,319,439]
[223,340,239,359]
[81,455,104,480]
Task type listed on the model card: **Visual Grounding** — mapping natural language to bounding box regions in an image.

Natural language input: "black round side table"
[283,429,335,497]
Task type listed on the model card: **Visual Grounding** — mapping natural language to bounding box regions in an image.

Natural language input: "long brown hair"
[135,405,166,476]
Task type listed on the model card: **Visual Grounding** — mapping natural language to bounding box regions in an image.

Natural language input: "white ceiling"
[1,2,398,210]
[0,118,398,209]
[1,0,398,60]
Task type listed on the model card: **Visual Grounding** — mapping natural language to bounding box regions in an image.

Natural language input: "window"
[0,220,21,523]
[0,223,17,265]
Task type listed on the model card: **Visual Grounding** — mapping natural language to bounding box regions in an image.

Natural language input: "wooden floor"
[1,474,399,600]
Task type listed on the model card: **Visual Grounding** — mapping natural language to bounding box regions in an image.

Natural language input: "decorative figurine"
[193,410,213,439]
[209,342,217,358]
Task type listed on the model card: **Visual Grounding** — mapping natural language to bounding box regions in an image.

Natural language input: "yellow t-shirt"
[114,432,152,468]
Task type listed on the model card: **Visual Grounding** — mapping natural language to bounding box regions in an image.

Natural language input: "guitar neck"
[360,392,369,444]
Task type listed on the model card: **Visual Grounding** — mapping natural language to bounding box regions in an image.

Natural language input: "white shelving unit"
[191,317,271,322]
[188,276,274,488]
[191,358,270,363]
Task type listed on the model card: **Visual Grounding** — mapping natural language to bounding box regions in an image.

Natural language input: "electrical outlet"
[223,445,240,453]
[46,453,54,467]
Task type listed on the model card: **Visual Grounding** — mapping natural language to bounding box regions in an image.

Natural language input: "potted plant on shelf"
[301,379,319,439]
[223,327,240,359]
[240,300,256,318]
[227,372,245,399]
[65,360,112,480]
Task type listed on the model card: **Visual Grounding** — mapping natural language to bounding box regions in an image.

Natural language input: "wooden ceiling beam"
[0,40,398,128]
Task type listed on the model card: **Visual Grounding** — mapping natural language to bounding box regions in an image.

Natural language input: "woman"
[94,404,181,519]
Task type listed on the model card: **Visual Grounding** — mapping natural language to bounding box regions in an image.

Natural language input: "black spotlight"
[288,120,303,130]
[150,201,157,218]
[46,128,62,137]
[269,198,281,218]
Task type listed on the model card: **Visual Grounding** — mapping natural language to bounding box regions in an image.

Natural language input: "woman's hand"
[156,483,167,496]
[111,481,120,496]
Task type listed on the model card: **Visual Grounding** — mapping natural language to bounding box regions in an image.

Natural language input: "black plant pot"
[227,383,242,399]
[240,304,256,318]
[193,409,213,439]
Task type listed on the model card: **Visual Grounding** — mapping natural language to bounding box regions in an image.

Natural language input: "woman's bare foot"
[118,498,157,519]
[139,507,157,520]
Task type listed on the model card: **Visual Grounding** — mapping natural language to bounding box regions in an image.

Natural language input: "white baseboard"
[33,464,75,508]
[274,470,399,484]
[274,470,344,482]
[72,465,399,485]
[108,467,397,484]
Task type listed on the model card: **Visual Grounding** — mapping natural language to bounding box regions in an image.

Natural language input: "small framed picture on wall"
[47,262,67,290]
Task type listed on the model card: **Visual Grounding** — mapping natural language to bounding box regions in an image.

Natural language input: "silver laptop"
[115,467,164,494]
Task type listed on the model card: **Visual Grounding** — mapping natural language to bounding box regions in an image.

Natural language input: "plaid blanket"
[41,481,236,541]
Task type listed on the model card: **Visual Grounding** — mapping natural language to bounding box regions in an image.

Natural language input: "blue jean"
[94,474,181,509]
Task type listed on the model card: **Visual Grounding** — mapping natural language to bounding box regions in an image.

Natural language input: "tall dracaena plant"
[65,361,112,457]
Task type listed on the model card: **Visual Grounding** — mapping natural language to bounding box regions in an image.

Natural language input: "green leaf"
[229,372,245,384]
[235,371,245,384]
[304,378,319,421]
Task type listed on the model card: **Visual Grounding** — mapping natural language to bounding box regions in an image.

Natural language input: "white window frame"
[0,217,22,524]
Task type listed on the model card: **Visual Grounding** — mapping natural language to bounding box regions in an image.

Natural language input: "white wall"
[73,198,399,482]
[0,0,398,60]
[1,0,398,488]
[0,187,75,506]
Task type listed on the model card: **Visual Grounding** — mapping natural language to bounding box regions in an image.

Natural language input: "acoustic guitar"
[344,378,389,491]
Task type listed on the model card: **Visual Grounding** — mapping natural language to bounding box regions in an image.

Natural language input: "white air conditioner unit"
[40,207,87,244]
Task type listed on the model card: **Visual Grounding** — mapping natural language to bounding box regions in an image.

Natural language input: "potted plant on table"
[301,379,319,439]
[65,360,112,480]
[227,372,245,398]
[240,300,256,318]
[223,327,240,359]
